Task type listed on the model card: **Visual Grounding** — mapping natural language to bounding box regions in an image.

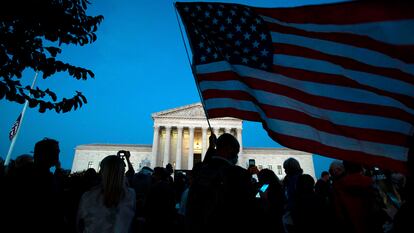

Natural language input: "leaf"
[79,93,87,104]
[1,0,102,113]
[0,82,6,99]
[87,70,95,78]
[62,100,71,113]
[38,102,46,113]
[29,99,38,108]
[16,95,25,104]
[77,96,83,108]
[45,47,62,57]
[45,88,57,101]
[82,71,87,80]
[46,102,54,110]
[73,99,78,110]
[54,104,61,113]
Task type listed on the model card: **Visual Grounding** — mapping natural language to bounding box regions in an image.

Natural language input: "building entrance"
[194,153,202,164]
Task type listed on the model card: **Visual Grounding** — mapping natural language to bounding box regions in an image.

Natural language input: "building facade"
[71,103,315,178]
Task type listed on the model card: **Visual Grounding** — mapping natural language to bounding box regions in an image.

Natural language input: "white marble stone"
[71,103,315,179]
[72,144,152,173]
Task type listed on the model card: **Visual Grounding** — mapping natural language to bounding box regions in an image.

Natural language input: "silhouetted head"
[329,160,345,180]
[296,174,315,194]
[34,138,60,169]
[321,171,330,181]
[85,167,97,177]
[216,133,240,164]
[140,166,154,176]
[99,155,126,208]
[15,154,34,169]
[152,167,169,182]
[258,168,281,186]
[283,157,303,176]
[166,163,174,175]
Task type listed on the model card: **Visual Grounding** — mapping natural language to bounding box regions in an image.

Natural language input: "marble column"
[151,126,160,168]
[163,126,171,166]
[213,127,219,137]
[201,127,207,160]
[188,127,194,170]
[236,128,243,155]
[175,126,183,169]
[225,128,231,134]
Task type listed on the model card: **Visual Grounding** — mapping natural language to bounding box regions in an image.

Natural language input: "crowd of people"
[0,134,412,233]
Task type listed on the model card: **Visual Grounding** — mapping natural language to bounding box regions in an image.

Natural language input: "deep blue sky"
[1,0,342,177]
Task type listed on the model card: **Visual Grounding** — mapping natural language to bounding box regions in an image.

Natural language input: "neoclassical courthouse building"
[71,103,315,179]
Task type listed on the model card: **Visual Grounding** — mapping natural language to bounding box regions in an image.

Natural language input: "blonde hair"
[99,155,126,208]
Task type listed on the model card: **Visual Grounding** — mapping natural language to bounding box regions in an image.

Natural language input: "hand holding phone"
[248,159,255,167]
[117,150,131,161]
[117,150,126,159]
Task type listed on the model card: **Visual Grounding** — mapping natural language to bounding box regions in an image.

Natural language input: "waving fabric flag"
[175,1,414,172]
[9,114,22,141]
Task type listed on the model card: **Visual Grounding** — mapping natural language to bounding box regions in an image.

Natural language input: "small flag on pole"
[175,1,414,173]
[9,114,22,141]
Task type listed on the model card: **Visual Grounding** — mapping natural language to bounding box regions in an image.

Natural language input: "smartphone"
[117,150,125,158]
[248,159,255,167]
[260,184,269,192]
[255,184,269,198]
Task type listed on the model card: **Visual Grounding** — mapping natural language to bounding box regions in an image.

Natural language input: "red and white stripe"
[194,1,414,172]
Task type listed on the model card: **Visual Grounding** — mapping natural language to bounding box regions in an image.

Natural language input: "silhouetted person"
[329,160,346,182]
[131,166,153,214]
[4,138,66,233]
[117,150,135,185]
[144,166,176,232]
[282,157,303,232]
[14,154,34,168]
[64,168,100,233]
[202,133,217,164]
[166,162,174,184]
[174,171,189,205]
[256,168,285,232]
[5,154,34,179]
[178,162,203,219]
[186,133,256,233]
[76,155,136,233]
[391,149,414,233]
[332,161,385,233]
[291,174,329,233]
[315,171,331,202]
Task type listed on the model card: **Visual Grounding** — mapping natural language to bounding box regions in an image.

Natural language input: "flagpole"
[173,2,213,133]
[4,71,39,166]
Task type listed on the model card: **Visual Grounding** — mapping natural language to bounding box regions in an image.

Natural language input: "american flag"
[9,114,21,141]
[176,1,414,172]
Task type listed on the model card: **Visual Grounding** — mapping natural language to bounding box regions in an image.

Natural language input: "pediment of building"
[152,102,238,121]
